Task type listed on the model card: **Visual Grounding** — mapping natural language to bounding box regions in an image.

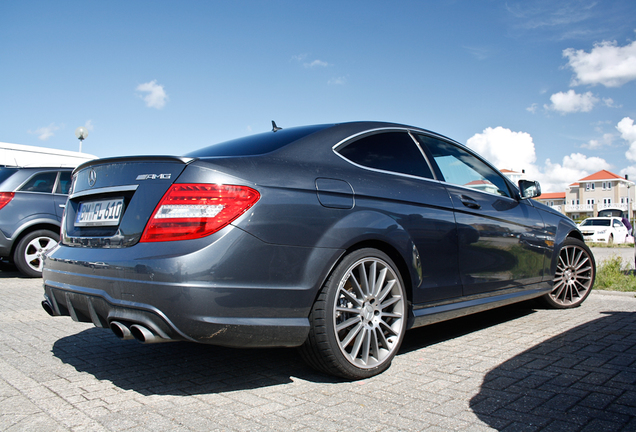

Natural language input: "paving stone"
[2,275,636,430]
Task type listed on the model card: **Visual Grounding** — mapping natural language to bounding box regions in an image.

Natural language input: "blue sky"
[1,0,636,192]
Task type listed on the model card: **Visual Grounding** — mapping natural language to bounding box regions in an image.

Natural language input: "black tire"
[608,234,614,246]
[541,237,595,309]
[299,248,407,379]
[13,229,59,278]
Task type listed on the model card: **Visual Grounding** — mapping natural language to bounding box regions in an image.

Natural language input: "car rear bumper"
[582,233,609,243]
[42,226,344,348]
[0,230,12,258]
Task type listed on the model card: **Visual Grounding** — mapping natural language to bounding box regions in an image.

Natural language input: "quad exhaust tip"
[110,321,135,340]
[41,300,55,317]
[129,324,169,343]
[110,321,165,343]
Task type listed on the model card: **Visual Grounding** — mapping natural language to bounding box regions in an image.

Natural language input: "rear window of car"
[186,125,331,157]
[336,132,434,179]
[0,168,19,184]
[18,171,58,193]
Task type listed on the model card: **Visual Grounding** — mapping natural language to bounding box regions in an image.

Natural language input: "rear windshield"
[581,219,611,227]
[0,168,19,184]
[186,124,330,157]
[598,209,623,217]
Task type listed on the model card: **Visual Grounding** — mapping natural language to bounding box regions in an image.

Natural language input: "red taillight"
[140,184,260,242]
[0,192,14,210]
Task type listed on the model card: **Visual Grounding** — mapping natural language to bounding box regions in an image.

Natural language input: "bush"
[594,256,636,292]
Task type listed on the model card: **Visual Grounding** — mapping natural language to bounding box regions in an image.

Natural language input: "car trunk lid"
[62,156,194,248]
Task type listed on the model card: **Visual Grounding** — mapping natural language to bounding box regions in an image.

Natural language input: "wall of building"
[1,141,97,168]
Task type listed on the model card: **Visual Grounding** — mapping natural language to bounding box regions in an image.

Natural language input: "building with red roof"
[535,192,567,212]
[564,170,635,220]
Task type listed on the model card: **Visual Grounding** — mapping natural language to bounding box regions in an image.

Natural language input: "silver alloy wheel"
[550,243,594,306]
[333,257,405,369]
[23,236,57,272]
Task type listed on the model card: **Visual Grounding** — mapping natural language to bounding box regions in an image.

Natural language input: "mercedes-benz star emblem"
[88,169,97,187]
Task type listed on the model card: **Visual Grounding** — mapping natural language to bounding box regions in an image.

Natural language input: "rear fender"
[8,216,60,241]
[313,210,422,290]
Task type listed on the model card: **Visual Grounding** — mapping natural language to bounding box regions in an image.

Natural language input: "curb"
[591,289,636,298]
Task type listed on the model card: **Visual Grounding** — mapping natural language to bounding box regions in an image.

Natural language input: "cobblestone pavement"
[1,268,635,431]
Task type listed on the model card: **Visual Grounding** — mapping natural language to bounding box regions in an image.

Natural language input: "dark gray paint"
[42,122,580,348]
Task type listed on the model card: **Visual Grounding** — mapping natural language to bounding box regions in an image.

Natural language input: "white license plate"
[75,198,124,227]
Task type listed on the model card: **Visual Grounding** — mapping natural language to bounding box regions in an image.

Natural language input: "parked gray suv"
[0,166,72,277]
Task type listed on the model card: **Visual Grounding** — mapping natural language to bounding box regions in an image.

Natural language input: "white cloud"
[603,97,619,108]
[467,127,537,169]
[328,76,346,85]
[466,126,611,192]
[28,123,60,141]
[617,117,636,162]
[304,59,329,68]
[581,133,614,150]
[292,54,330,68]
[564,38,636,87]
[464,45,491,60]
[544,89,598,113]
[541,153,611,192]
[136,80,168,109]
[526,103,539,114]
[84,120,94,131]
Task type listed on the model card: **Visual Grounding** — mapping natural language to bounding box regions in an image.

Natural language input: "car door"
[335,130,462,304]
[414,134,546,296]
[612,218,628,243]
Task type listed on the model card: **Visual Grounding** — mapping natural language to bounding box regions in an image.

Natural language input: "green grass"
[594,255,636,292]
[587,242,634,248]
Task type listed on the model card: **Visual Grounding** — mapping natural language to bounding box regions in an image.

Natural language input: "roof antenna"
[272,121,282,132]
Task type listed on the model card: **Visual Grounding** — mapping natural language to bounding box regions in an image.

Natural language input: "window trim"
[332,127,519,199]
[332,128,440,182]
[412,133,516,199]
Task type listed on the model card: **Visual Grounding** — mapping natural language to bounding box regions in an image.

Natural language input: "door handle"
[459,195,481,209]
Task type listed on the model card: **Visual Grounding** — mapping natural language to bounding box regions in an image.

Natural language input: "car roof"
[186,121,461,159]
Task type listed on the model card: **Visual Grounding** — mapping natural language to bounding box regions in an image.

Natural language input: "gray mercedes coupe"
[42,121,595,379]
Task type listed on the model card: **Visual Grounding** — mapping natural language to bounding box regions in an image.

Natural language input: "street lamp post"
[75,126,89,153]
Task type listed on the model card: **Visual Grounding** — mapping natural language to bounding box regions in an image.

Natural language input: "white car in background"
[578,217,630,245]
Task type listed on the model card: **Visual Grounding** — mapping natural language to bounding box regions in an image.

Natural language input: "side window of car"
[337,132,434,179]
[18,171,58,194]
[55,171,72,194]
[415,135,511,198]
[613,219,623,228]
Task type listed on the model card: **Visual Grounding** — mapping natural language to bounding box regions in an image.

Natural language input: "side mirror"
[518,180,541,199]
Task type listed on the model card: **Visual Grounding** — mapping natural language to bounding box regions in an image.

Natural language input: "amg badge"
[136,173,172,180]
